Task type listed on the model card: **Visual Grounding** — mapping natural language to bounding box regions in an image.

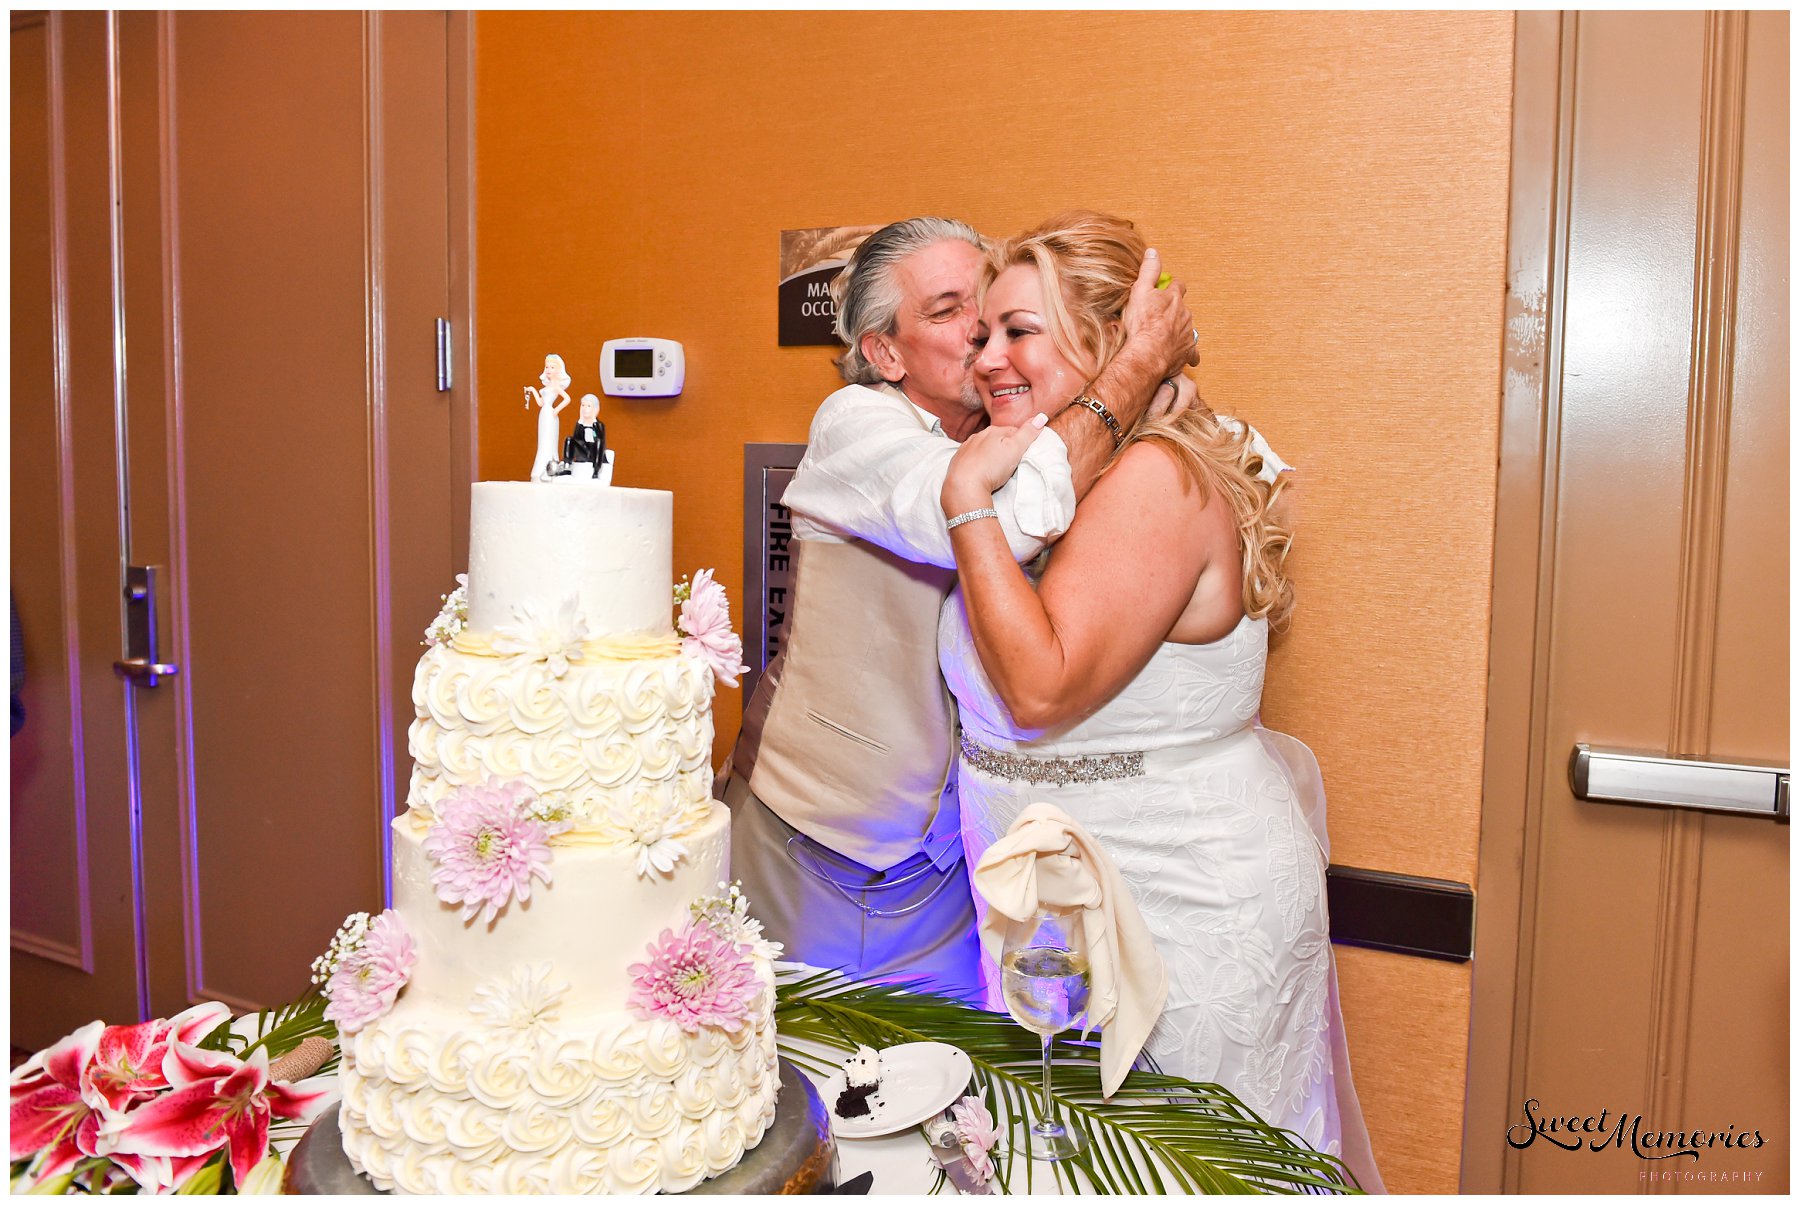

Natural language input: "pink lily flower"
[106,1041,324,1185]
[8,1020,103,1178]
[81,1000,231,1113]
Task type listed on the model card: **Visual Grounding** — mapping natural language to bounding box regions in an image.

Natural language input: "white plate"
[821,1042,974,1138]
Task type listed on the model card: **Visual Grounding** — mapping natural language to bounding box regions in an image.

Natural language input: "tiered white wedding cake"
[333,483,778,1195]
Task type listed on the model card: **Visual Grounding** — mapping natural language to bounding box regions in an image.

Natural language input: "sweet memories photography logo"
[1507,1097,1766,1170]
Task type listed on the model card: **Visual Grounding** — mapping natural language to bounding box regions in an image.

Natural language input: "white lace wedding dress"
[941,587,1384,1190]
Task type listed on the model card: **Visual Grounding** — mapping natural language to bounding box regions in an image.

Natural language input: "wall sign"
[778,225,880,346]
[741,442,808,701]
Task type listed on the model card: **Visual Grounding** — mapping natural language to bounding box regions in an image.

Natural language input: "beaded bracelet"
[945,507,999,531]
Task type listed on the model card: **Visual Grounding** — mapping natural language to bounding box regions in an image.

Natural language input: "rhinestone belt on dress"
[958,731,1145,786]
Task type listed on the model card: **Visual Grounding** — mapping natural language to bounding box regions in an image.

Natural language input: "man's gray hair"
[830,217,984,386]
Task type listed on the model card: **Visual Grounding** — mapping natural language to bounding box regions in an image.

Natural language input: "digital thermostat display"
[614,348,655,378]
[600,338,684,397]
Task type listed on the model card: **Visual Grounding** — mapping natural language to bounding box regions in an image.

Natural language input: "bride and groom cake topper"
[525,353,612,483]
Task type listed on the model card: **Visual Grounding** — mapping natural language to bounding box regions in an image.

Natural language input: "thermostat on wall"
[600,337,684,397]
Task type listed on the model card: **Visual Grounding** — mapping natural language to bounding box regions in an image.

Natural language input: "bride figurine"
[524,354,573,481]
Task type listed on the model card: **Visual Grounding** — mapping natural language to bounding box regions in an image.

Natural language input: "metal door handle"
[113,657,180,684]
[113,565,180,690]
[1570,743,1788,822]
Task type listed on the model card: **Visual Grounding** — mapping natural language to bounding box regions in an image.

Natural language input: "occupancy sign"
[778,225,881,346]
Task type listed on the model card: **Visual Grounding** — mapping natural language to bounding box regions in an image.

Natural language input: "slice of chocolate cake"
[834,1045,882,1119]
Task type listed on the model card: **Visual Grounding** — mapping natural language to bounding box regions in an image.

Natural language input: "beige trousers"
[720,771,982,1000]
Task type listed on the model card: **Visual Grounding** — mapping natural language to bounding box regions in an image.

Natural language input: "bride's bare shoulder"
[1079,439,1229,532]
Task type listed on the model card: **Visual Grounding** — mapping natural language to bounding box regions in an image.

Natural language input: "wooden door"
[10,10,469,1047]
[10,9,146,1037]
[1466,11,1787,1193]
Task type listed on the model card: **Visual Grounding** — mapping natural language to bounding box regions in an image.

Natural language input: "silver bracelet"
[945,507,999,531]
[1071,392,1125,448]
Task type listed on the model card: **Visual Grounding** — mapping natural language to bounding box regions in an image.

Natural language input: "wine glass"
[1000,907,1090,1161]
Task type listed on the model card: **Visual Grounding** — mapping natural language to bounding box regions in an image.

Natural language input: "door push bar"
[1570,743,1788,823]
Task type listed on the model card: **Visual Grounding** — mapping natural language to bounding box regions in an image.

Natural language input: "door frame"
[1460,9,1564,1193]
[447,9,478,555]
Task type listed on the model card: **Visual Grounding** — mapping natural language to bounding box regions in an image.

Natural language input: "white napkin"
[971,802,1168,1098]
[1215,415,1294,484]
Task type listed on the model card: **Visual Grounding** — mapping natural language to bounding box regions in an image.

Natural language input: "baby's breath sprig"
[524,795,574,826]
[423,573,470,648]
[310,911,373,994]
[689,880,782,959]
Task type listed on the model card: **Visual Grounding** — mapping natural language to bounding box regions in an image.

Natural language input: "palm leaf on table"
[774,969,1363,1195]
[196,988,338,1067]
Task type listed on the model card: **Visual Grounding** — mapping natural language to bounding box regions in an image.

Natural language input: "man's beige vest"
[736,536,957,871]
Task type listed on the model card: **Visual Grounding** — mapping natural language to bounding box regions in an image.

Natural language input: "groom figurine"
[719,216,1197,995]
[563,394,607,479]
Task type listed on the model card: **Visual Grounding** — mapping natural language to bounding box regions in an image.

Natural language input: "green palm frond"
[239,988,339,1065]
[195,989,341,1082]
[774,969,1363,1195]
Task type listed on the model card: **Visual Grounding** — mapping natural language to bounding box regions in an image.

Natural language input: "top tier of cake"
[464,482,673,638]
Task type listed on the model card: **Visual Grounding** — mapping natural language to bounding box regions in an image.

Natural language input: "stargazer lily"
[80,1000,231,1113]
[9,1020,104,1179]
[105,1041,324,1186]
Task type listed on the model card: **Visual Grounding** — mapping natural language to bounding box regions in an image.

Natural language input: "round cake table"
[283,1058,837,1195]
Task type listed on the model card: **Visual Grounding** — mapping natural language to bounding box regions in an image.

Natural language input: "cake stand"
[284,1058,837,1195]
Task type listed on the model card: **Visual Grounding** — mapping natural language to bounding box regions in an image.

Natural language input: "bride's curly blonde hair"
[983,210,1295,631]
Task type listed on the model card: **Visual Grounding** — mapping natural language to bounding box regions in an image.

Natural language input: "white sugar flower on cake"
[469,962,569,1036]
[606,794,690,878]
[492,594,588,678]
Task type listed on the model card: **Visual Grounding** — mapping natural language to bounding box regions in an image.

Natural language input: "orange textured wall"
[476,12,1514,1191]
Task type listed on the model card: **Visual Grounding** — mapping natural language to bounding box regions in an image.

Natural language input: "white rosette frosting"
[607,1135,667,1196]
[588,731,643,793]
[466,1045,534,1109]
[403,644,713,839]
[526,1035,596,1106]
[618,663,669,735]
[571,1091,632,1148]
[660,1122,713,1193]
[341,955,780,1194]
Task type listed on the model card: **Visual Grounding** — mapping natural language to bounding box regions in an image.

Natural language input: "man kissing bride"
[720,211,1381,1188]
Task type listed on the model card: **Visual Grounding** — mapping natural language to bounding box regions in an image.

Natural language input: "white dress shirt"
[781,383,1077,568]
[767,380,1076,870]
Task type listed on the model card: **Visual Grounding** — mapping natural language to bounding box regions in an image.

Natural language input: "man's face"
[580,397,598,423]
[869,239,985,415]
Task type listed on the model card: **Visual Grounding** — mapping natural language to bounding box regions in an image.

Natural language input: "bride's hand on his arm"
[1147,374,1202,424]
[940,412,1051,517]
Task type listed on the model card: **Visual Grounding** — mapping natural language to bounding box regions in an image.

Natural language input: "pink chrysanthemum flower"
[626,924,761,1033]
[677,568,749,688]
[423,779,562,924]
[951,1094,1001,1183]
[323,910,416,1034]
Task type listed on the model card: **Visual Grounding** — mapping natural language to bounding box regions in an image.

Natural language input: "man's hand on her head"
[1119,250,1200,378]
[1052,251,1202,502]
